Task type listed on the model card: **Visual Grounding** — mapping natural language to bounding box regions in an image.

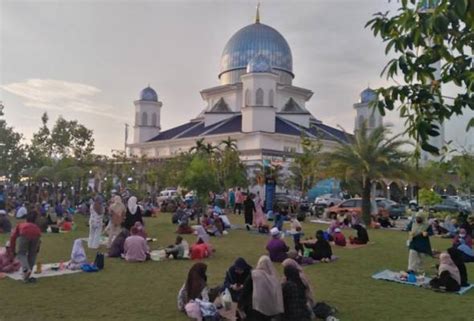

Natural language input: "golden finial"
[255,2,260,23]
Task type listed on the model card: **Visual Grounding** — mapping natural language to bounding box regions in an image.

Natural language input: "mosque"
[127,8,382,167]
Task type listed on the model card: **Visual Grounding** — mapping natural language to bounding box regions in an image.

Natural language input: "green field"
[0,214,472,321]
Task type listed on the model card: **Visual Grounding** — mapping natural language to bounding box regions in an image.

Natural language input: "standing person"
[234,188,243,215]
[229,188,236,210]
[253,194,267,228]
[238,255,284,321]
[0,185,5,210]
[0,209,12,233]
[243,194,256,230]
[281,265,312,321]
[407,213,433,273]
[124,196,143,230]
[266,227,289,263]
[106,198,126,248]
[88,196,104,249]
[9,212,42,282]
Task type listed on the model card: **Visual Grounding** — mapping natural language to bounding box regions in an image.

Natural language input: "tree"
[366,0,473,154]
[28,112,52,168]
[220,136,238,151]
[327,124,412,225]
[451,153,474,202]
[182,154,219,216]
[50,116,94,160]
[288,135,324,196]
[0,102,28,182]
[419,187,443,206]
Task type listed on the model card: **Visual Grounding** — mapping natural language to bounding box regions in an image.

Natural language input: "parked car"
[375,198,406,220]
[157,188,178,203]
[327,198,387,218]
[310,194,342,216]
[429,198,471,215]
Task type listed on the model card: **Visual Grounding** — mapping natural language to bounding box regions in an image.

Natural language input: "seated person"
[288,249,314,266]
[456,242,474,263]
[349,224,369,244]
[15,203,28,219]
[165,236,186,259]
[431,219,448,236]
[67,239,87,270]
[176,212,193,234]
[58,216,73,232]
[108,229,130,258]
[327,218,340,235]
[0,210,12,233]
[223,257,252,302]
[266,227,289,262]
[332,228,347,246]
[441,215,458,238]
[304,230,333,262]
[377,210,394,228]
[177,263,209,312]
[124,226,150,262]
[453,228,472,248]
[0,242,21,273]
[190,238,211,260]
[448,247,469,287]
[133,221,147,239]
[429,252,461,292]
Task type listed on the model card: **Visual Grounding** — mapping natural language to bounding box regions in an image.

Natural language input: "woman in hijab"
[429,252,461,292]
[223,257,252,302]
[106,198,126,248]
[88,196,104,249]
[194,225,210,244]
[349,224,369,244]
[124,196,143,230]
[304,230,332,262]
[282,265,312,321]
[447,247,469,287]
[407,213,433,273]
[442,215,457,237]
[238,255,284,321]
[133,221,148,239]
[67,239,87,270]
[177,262,209,312]
[282,258,314,308]
[253,195,267,228]
[108,228,130,258]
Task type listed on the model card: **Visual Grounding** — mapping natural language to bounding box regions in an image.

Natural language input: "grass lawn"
[0,213,472,321]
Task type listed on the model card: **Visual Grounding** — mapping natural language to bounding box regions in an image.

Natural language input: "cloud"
[1,79,126,120]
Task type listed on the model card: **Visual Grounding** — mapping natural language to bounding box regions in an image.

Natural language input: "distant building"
[127,9,351,169]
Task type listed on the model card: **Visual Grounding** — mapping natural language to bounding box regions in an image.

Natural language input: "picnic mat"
[5,263,82,281]
[372,269,474,295]
[310,219,331,225]
[344,242,375,249]
[79,236,109,246]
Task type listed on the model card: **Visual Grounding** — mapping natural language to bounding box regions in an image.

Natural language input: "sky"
[1,0,472,155]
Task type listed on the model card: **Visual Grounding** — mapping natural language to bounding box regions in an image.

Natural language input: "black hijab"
[448,247,469,287]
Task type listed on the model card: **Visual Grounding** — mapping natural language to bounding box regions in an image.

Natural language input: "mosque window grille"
[256,88,264,105]
[142,112,148,126]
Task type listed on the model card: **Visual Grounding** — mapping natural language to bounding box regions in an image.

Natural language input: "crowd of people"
[0,182,473,320]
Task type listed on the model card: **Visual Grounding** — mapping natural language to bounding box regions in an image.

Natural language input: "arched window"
[135,112,139,126]
[369,114,375,128]
[152,113,157,127]
[268,90,274,106]
[142,112,148,126]
[245,89,251,106]
[358,115,365,129]
[256,88,264,105]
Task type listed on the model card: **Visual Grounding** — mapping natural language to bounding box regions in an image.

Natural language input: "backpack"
[94,252,105,270]
[313,302,336,319]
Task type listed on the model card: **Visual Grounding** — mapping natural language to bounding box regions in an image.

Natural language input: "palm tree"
[327,124,412,225]
[220,136,238,151]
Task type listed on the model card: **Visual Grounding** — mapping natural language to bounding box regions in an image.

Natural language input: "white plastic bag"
[222,288,232,310]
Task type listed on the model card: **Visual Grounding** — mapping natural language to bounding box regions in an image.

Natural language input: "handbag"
[94,252,105,270]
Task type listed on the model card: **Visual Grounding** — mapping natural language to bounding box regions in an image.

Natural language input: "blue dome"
[360,88,377,103]
[246,54,273,73]
[139,86,158,102]
[219,23,293,79]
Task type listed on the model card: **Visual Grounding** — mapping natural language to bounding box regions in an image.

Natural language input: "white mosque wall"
[278,114,310,128]
[241,106,276,133]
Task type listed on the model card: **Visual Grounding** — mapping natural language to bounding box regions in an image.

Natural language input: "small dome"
[360,88,377,103]
[246,54,273,73]
[139,86,158,102]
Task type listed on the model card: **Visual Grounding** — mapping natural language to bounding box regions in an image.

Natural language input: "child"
[165,236,185,259]
[333,228,347,247]
[273,205,284,231]
[59,216,73,232]
[292,226,304,254]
